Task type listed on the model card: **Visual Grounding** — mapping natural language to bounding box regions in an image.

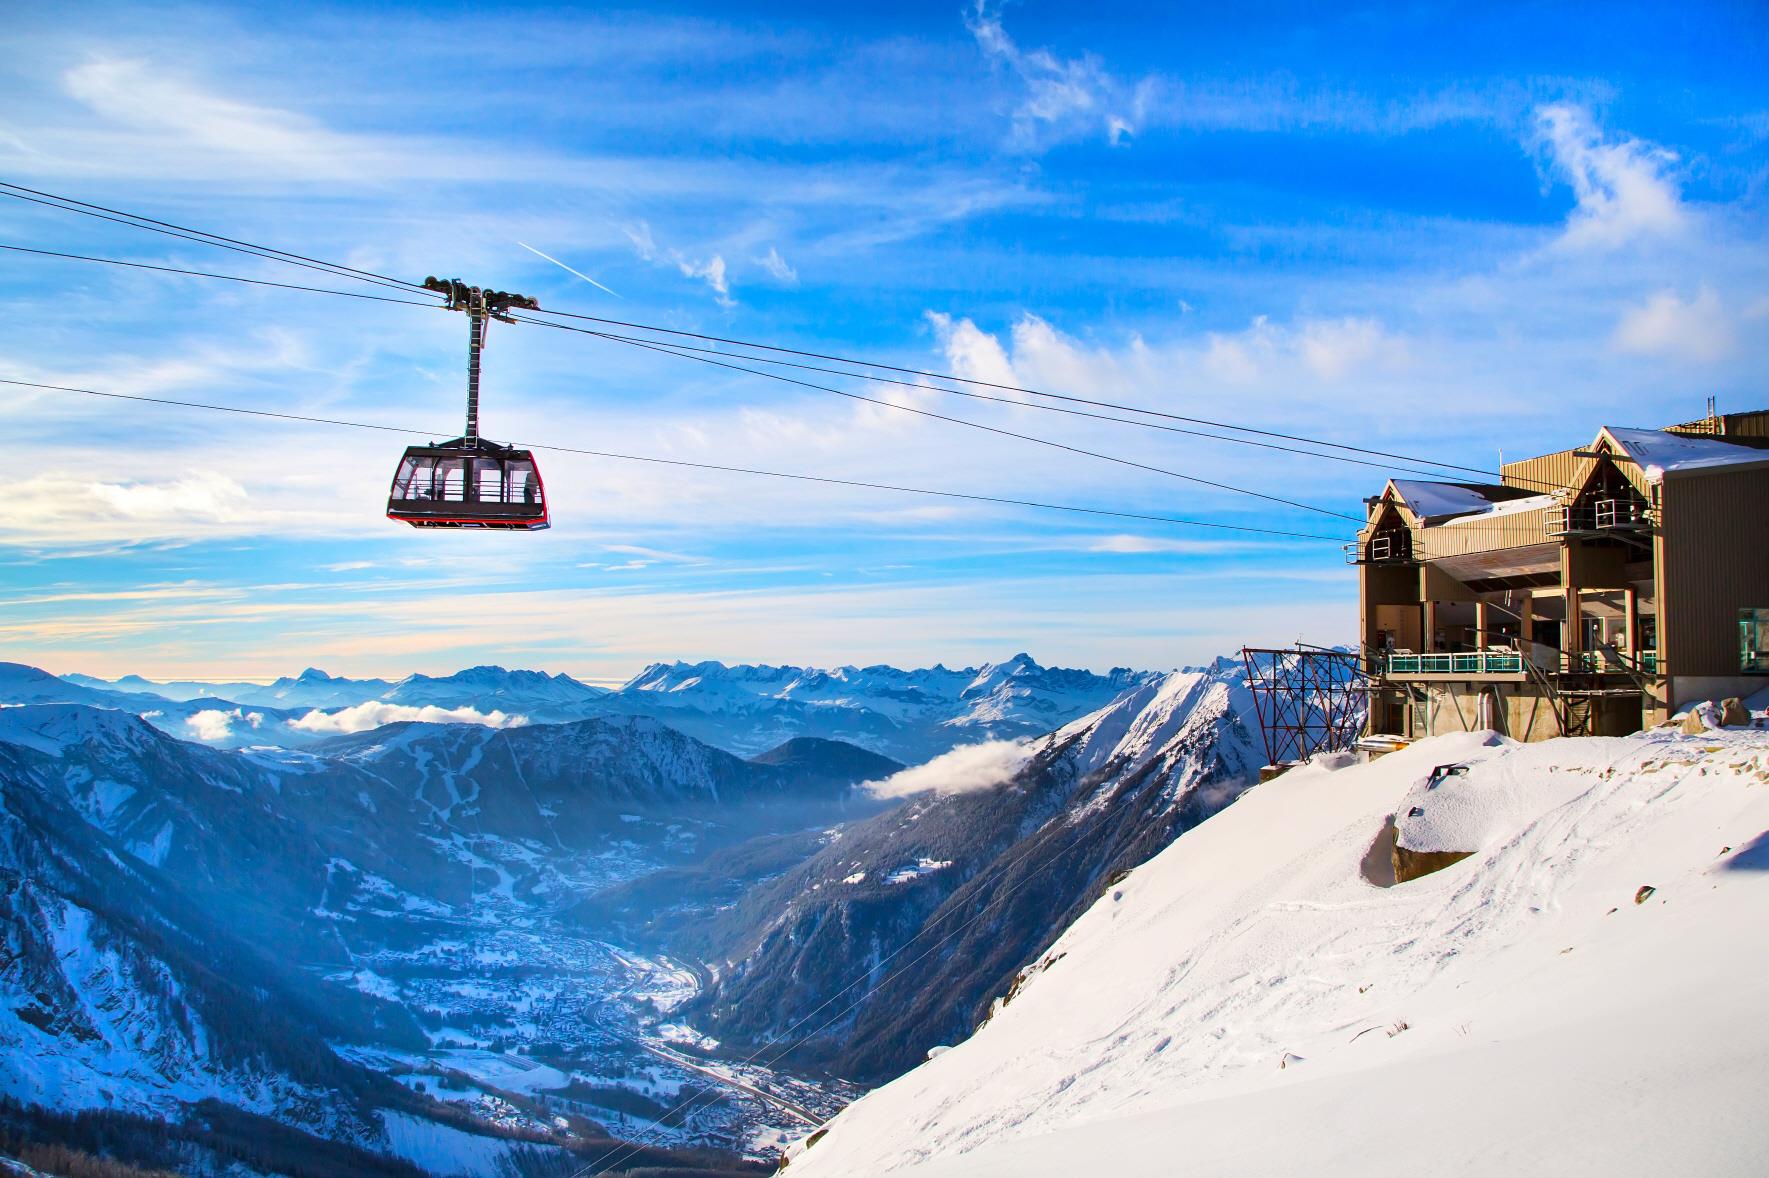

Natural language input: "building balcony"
[1546,499,1654,539]
[1377,650,1526,678]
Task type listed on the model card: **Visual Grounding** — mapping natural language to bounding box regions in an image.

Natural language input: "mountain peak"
[297,667,333,681]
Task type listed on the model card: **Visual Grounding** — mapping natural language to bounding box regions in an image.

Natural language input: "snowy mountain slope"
[0,735,409,1138]
[316,714,894,840]
[0,704,479,968]
[677,661,1262,1083]
[787,722,1769,1177]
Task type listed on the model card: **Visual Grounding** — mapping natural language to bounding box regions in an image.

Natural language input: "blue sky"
[2,1,1765,682]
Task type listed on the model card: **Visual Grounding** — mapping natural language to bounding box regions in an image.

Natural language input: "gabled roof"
[1601,426,1769,480]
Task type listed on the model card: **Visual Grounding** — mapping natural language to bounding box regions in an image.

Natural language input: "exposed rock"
[1719,698,1751,728]
[1393,844,1474,883]
[1680,704,1719,735]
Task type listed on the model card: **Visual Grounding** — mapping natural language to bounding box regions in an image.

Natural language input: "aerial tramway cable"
[0,377,1350,542]
[0,180,1515,484]
[514,314,1363,523]
[4,237,1465,486]
[0,243,442,307]
[0,181,435,297]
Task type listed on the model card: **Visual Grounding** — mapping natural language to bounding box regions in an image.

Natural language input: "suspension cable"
[0,377,1350,542]
[0,181,1514,482]
[0,244,442,308]
[0,184,436,298]
[515,315,1364,523]
[0,183,428,295]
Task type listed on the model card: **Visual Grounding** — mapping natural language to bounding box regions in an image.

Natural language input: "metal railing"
[1378,648,1658,677]
[1562,649,1658,675]
[1379,650,1525,676]
[1343,532,1413,565]
[1547,498,1652,537]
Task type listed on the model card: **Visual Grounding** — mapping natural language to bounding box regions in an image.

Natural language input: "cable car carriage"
[387,437,548,530]
[388,277,550,530]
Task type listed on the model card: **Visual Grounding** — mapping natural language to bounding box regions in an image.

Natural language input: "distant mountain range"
[0,698,898,1174]
[38,654,1161,760]
[0,653,1271,1173]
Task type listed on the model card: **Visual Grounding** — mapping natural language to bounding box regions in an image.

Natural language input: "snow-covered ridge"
[789,721,1769,1177]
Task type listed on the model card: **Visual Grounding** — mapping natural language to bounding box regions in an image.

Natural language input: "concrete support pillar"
[1475,600,1492,650]
[1422,600,1438,652]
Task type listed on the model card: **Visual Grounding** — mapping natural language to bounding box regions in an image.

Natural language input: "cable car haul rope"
[0,178,1464,542]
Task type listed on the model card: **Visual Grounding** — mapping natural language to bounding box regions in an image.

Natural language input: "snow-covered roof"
[1388,480,1535,523]
[1603,426,1769,481]
[1435,492,1557,528]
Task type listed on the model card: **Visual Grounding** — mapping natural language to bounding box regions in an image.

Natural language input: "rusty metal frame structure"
[1240,645,1369,766]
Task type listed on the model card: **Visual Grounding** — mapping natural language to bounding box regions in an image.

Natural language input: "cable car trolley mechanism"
[386,277,550,530]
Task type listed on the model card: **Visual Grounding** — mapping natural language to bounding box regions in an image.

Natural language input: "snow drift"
[788,722,1769,1177]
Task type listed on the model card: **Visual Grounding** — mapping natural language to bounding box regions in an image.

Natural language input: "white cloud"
[1612,286,1736,364]
[624,221,660,261]
[1297,317,1410,381]
[864,738,1034,799]
[186,707,262,742]
[291,702,527,735]
[927,311,1020,389]
[677,254,733,307]
[1535,104,1685,251]
[325,561,374,572]
[624,220,734,306]
[758,246,798,283]
[65,58,344,162]
[966,0,1152,150]
[88,471,250,521]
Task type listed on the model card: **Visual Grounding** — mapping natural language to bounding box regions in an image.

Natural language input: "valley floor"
[789,721,1769,1177]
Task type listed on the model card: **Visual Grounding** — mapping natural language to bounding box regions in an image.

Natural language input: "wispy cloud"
[965,0,1152,150]
[1535,103,1685,251]
[757,246,798,284]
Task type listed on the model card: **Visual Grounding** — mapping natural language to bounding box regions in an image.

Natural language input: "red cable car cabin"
[387,437,549,530]
[387,277,549,531]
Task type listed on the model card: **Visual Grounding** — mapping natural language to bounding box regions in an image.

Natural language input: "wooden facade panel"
[1502,449,1584,495]
[1659,467,1769,677]
[1413,504,1557,560]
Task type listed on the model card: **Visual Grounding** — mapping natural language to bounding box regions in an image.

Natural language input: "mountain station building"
[1356,407,1769,741]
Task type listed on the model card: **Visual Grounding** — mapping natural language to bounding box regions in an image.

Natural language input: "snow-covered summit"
[0,703,156,757]
[384,665,604,708]
[790,721,1769,1177]
[612,654,1159,759]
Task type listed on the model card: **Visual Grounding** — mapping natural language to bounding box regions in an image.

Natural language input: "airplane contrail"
[517,241,622,298]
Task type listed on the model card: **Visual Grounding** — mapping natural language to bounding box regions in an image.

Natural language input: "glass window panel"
[435,458,467,501]
[511,461,539,505]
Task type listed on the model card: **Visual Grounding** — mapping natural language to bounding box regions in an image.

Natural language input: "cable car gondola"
[387,277,550,530]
